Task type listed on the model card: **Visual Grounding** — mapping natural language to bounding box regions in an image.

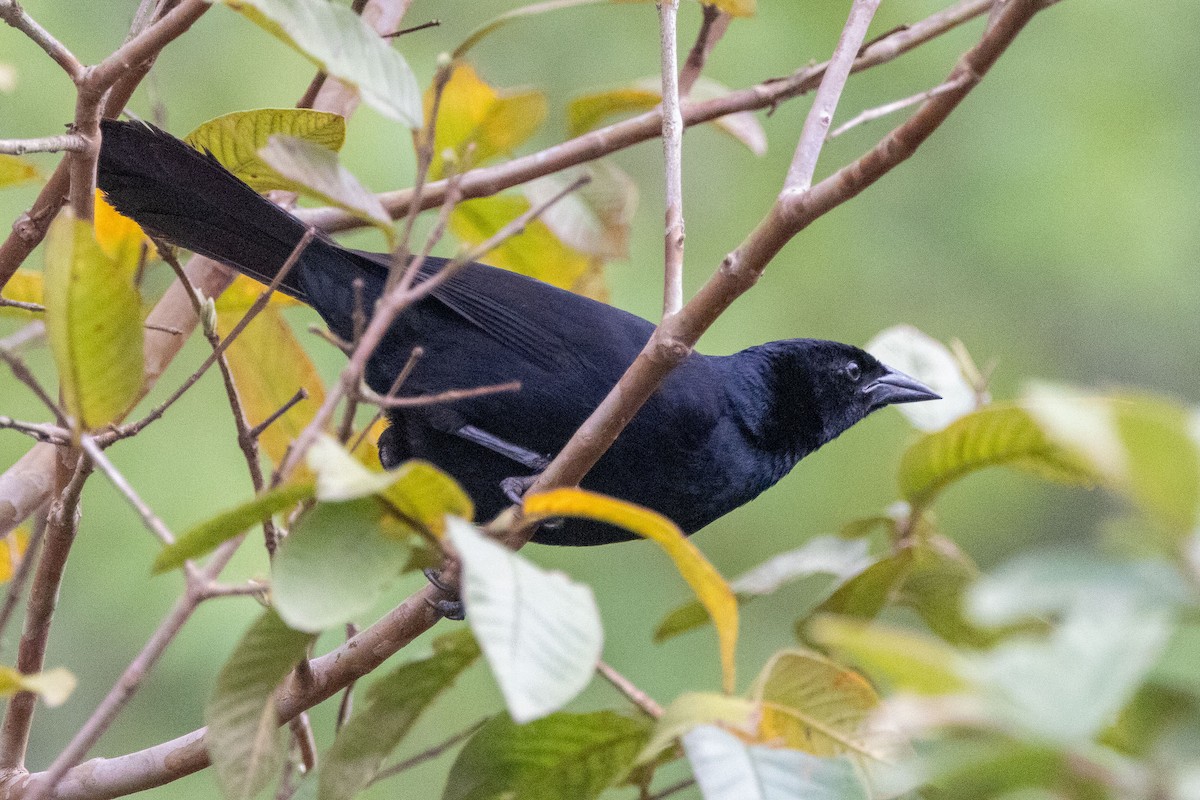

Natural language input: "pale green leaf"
[320,630,480,800]
[258,134,392,234]
[443,711,649,800]
[273,498,410,632]
[683,725,868,800]
[0,666,76,707]
[184,109,346,191]
[808,616,968,696]
[448,518,602,722]
[899,403,1096,510]
[636,691,757,765]
[206,610,316,800]
[43,209,144,431]
[153,481,315,574]
[218,0,420,126]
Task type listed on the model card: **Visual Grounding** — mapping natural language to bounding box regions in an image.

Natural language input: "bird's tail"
[97,119,328,302]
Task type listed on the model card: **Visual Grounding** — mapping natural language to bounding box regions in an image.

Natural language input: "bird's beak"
[862,366,941,409]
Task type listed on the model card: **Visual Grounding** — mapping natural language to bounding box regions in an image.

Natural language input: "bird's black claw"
[423,567,464,619]
[427,597,465,621]
[500,475,564,530]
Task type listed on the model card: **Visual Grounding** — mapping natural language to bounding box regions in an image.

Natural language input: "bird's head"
[746,339,940,456]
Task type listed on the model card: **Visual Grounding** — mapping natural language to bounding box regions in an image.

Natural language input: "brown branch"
[828,73,971,138]
[678,4,729,96]
[0,418,70,446]
[0,451,88,773]
[299,0,999,234]
[369,718,487,785]
[0,0,84,80]
[0,514,45,659]
[359,381,521,409]
[658,0,685,317]
[597,660,663,718]
[249,389,309,441]
[77,436,173,545]
[0,348,66,427]
[0,135,86,156]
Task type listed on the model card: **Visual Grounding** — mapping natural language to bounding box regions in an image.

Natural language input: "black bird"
[97,119,938,546]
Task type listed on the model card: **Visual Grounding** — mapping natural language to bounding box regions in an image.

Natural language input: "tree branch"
[0,0,84,81]
[0,135,86,156]
[658,0,686,317]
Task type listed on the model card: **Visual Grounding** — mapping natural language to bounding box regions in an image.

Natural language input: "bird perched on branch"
[97,119,938,546]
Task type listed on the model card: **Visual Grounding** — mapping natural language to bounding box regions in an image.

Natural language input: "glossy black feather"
[97,119,937,546]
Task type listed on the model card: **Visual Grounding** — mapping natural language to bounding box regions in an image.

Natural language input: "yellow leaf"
[214,274,300,310]
[0,665,76,707]
[94,190,156,265]
[184,108,347,192]
[567,86,660,139]
[0,270,43,318]
[712,0,755,17]
[525,488,738,693]
[0,527,30,583]
[43,209,145,431]
[0,154,39,188]
[426,63,547,179]
[215,304,324,465]
[449,195,594,293]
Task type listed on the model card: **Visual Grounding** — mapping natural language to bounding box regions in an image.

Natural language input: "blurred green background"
[1,1,1198,797]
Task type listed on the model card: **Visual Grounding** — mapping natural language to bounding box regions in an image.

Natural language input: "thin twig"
[0,296,43,312]
[358,380,521,409]
[289,713,317,774]
[194,580,268,602]
[0,513,47,658]
[828,73,971,138]
[334,623,358,731]
[369,718,488,785]
[348,347,422,455]
[79,436,174,545]
[0,347,67,426]
[647,777,697,800]
[658,0,686,318]
[0,134,87,156]
[597,660,663,718]
[249,389,309,441]
[0,0,85,80]
[784,0,883,192]
[0,417,71,446]
[0,451,88,771]
[385,19,440,37]
[678,5,729,96]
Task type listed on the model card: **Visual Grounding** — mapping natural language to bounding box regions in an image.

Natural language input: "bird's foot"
[500,475,563,530]
[423,567,464,621]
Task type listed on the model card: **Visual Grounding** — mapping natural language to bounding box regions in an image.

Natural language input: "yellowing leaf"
[809,615,968,696]
[215,304,324,466]
[0,666,76,707]
[636,691,757,765]
[0,154,39,188]
[568,76,766,155]
[712,0,754,17]
[43,209,144,431]
[94,190,156,264]
[215,274,300,310]
[526,488,738,693]
[0,527,30,582]
[184,108,346,191]
[426,62,547,179]
[0,269,43,318]
[751,649,887,759]
[449,195,595,294]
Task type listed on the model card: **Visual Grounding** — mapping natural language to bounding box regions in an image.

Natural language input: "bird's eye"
[844,361,862,382]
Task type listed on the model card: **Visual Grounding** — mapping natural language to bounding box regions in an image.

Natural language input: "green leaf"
[808,616,968,696]
[867,325,981,432]
[970,594,1171,744]
[153,482,315,574]
[273,498,410,632]
[218,0,420,126]
[873,738,1072,800]
[43,209,144,431]
[751,649,886,759]
[0,665,77,707]
[443,711,649,800]
[636,692,757,765]
[899,402,1095,510]
[183,109,346,191]
[683,725,869,800]
[258,135,391,235]
[206,610,316,800]
[319,630,480,800]
[0,154,39,188]
[655,536,869,642]
[1027,385,1200,538]
[448,518,603,723]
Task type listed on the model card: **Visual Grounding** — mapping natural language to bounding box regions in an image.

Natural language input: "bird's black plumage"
[96,119,938,546]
